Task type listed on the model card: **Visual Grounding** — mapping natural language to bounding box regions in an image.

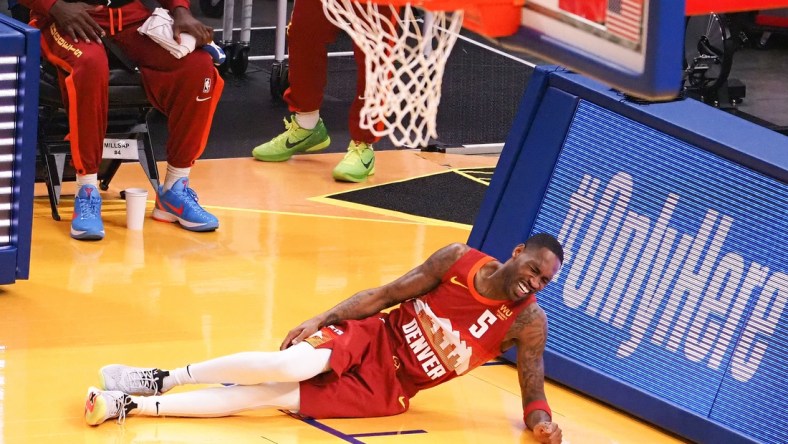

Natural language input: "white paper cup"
[125,188,149,231]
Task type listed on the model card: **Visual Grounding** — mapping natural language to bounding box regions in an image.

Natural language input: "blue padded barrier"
[469,65,786,444]
[0,15,38,284]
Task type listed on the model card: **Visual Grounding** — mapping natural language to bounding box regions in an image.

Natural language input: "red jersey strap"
[445,248,498,305]
[465,253,497,305]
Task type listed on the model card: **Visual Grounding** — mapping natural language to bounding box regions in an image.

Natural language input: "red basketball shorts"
[298,315,410,418]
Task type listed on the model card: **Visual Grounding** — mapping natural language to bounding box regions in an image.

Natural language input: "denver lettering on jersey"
[399,299,479,380]
[402,318,446,379]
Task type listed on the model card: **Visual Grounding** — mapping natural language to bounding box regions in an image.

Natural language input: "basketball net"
[321,0,463,147]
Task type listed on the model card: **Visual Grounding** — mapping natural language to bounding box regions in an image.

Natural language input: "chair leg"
[43,162,60,221]
[99,161,122,191]
[137,109,160,192]
[43,151,66,221]
[138,131,161,192]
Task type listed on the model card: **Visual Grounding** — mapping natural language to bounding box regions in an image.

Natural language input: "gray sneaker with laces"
[100,364,170,396]
[84,386,137,426]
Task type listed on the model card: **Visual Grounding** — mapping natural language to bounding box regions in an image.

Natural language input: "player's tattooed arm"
[511,305,551,426]
[510,305,563,442]
[502,304,562,442]
[280,242,468,349]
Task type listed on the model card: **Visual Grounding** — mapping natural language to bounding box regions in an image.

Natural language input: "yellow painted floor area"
[1,151,687,443]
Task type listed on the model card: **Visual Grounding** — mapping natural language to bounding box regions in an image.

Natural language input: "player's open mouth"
[518,281,531,296]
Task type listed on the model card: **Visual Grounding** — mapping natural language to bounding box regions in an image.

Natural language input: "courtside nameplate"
[103,138,139,160]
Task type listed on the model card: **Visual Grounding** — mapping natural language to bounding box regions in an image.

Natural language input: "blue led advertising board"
[470,67,786,444]
[0,15,38,284]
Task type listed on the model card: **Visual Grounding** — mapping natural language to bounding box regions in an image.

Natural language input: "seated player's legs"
[113,26,223,232]
[38,21,109,177]
[37,21,110,240]
[111,24,223,155]
[251,0,337,164]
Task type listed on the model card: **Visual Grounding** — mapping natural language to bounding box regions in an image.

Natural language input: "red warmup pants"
[285,0,389,144]
[35,2,224,175]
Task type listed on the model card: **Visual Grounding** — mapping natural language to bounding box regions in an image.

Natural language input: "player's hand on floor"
[533,422,562,443]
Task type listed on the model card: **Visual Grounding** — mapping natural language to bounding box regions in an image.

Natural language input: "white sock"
[163,342,331,389]
[132,382,300,417]
[294,111,320,130]
[76,174,98,188]
[163,164,190,192]
[350,141,373,150]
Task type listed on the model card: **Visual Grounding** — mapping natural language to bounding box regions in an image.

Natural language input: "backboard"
[487,0,686,100]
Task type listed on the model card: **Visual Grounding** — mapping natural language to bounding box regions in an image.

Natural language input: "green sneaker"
[332,141,375,182]
[252,115,331,162]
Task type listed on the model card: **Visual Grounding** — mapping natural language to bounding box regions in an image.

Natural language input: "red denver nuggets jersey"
[385,248,535,396]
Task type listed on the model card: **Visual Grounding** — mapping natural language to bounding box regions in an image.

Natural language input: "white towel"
[137,8,196,59]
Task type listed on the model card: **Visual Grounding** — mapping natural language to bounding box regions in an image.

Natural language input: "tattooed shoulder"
[425,243,468,274]
[508,304,547,347]
[515,303,545,327]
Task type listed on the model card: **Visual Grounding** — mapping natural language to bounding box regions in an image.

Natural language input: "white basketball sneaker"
[100,364,171,396]
[84,386,137,426]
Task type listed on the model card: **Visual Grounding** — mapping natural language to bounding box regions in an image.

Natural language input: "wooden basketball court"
[0,151,687,443]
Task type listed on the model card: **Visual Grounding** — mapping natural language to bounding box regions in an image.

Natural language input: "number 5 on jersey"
[470,310,497,338]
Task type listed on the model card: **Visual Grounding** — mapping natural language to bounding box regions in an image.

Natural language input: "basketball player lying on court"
[85,233,564,443]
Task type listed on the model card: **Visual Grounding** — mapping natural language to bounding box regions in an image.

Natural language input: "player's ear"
[511,243,525,258]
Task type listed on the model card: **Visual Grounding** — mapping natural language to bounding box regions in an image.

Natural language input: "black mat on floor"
[325,167,494,225]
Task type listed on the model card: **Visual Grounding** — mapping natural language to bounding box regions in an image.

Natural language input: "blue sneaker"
[152,178,218,232]
[202,42,226,65]
[71,184,105,241]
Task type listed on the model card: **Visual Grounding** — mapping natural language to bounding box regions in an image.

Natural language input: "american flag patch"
[607,0,644,43]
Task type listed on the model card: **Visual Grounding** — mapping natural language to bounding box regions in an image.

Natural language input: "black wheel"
[270,61,289,101]
[229,46,250,76]
[684,14,736,93]
[199,0,224,18]
[218,44,236,76]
